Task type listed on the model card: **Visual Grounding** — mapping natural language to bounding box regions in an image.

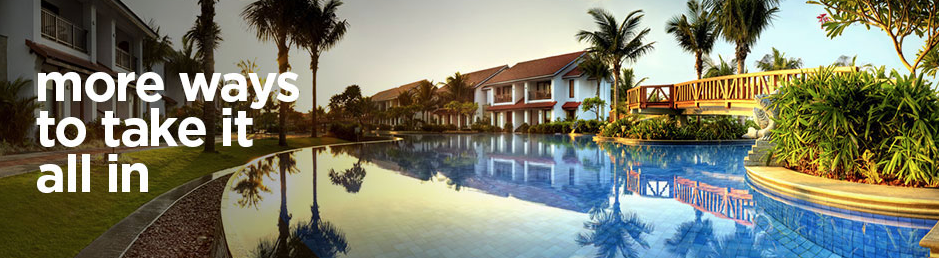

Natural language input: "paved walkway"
[0,145,169,178]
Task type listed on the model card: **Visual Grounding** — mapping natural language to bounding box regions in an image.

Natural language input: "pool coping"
[746,166,939,256]
[593,136,755,145]
[219,137,402,258]
[74,137,400,258]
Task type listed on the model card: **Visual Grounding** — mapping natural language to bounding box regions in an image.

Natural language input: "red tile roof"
[486,101,557,111]
[563,67,584,78]
[483,51,586,86]
[26,40,118,76]
[372,80,423,102]
[561,102,581,109]
[436,65,509,94]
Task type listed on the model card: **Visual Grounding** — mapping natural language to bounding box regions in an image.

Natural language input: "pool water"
[220,134,935,258]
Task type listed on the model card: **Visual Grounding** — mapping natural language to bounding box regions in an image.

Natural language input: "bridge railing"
[625,84,674,110]
[625,66,858,111]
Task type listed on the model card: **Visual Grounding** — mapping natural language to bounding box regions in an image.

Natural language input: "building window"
[566,109,575,120]
[568,80,574,98]
[542,109,551,123]
[530,81,552,100]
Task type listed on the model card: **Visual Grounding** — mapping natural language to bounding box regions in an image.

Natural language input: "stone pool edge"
[746,166,939,257]
[594,136,755,145]
[219,137,402,258]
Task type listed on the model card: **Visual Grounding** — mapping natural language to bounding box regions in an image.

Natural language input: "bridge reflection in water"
[624,169,754,226]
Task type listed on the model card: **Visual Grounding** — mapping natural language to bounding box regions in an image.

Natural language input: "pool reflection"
[221,134,933,258]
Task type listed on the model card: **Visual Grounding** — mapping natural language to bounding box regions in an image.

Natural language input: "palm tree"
[0,78,41,144]
[185,0,222,152]
[578,53,611,120]
[577,8,656,120]
[703,55,737,78]
[712,0,780,74]
[443,72,473,103]
[755,47,802,71]
[576,163,654,258]
[243,0,304,146]
[666,0,719,79]
[617,68,647,96]
[297,0,349,137]
[142,22,173,71]
[413,79,437,124]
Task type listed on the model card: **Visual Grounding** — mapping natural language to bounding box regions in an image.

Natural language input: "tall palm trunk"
[694,51,703,80]
[735,43,748,75]
[596,80,603,120]
[611,64,621,121]
[310,55,319,137]
[277,39,290,146]
[201,1,217,153]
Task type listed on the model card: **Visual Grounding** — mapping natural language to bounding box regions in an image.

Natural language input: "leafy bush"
[420,124,456,132]
[630,117,681,140]
[503,123,513,133]
[392,125,410,131]
[377,124,391,130]
[600,116,639,137]
[470,122,500,132]
[528,121,573,134]
[515,123,530,133]
[329,123,361,141]
[574,119,605,134]
[771,67,939,186]
[0,78,42,144]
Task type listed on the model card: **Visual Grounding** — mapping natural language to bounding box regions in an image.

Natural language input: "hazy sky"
[124,0,924,112]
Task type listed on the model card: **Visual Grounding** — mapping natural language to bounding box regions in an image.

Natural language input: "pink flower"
[817,13,831,23]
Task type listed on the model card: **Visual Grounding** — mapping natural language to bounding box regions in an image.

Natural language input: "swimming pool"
[220,134,935,258]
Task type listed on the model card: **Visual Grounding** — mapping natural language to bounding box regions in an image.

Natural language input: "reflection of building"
[0,0,163,126]
[673,176,753,225]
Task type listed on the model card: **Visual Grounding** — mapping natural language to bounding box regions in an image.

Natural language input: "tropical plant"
[296,0,349,137]
[185,0,223,152]
[770,67,939,186]
[666,0,719,79]
[414,79,437,123]
[142,22,173,71]
[582,96,607,119]
[755,47,802,71]
[243,0,304,146]
[617,68,647,101]
[578,53,611,120]
[442,72,474,103]
[712,0,780,74]
[703,55,737,78]
[577,8,656,120]
[0,78,41,145]
[810,0,939,74]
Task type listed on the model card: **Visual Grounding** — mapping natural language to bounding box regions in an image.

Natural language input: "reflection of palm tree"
[295,148,350,257]
[329,146,367,193]
[665,210,714,258]
[233,156,276,209]
[577,166,654,258]
[709,224,762,258]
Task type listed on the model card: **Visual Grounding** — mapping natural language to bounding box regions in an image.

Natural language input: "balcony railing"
[41,9,87,53]
[116,48,136,71]
[494,94,513,103]
[528,91,552,100]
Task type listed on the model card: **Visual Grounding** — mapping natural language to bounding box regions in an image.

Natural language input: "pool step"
[744,140,777,166]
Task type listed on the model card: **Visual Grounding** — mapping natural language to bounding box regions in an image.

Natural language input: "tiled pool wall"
[751,183,936,258]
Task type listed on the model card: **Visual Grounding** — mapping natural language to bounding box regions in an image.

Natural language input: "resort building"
[371,80,422,126]
[480,51,611,131]
[0,0,164,125]
[434,65,507,127]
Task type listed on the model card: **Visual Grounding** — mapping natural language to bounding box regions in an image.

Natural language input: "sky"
[123,0,926,112]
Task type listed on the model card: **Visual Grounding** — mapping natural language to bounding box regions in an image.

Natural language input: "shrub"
[574,119,605,134]
[515,123,530,133]
[377,124,391,130]
[392,124,409,131]
[528,121,574,134]
[0,78,41,144]
[631,117,680,140]
[329,123,361,141]
[771,67,939,186]
[600,116,639,137]
[503,123,513,133]
[420,124,456,132]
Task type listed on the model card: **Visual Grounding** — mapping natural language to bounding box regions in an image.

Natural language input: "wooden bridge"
[625,67,858,116]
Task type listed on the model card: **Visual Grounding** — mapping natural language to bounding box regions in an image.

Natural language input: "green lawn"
[0,137,346,258]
